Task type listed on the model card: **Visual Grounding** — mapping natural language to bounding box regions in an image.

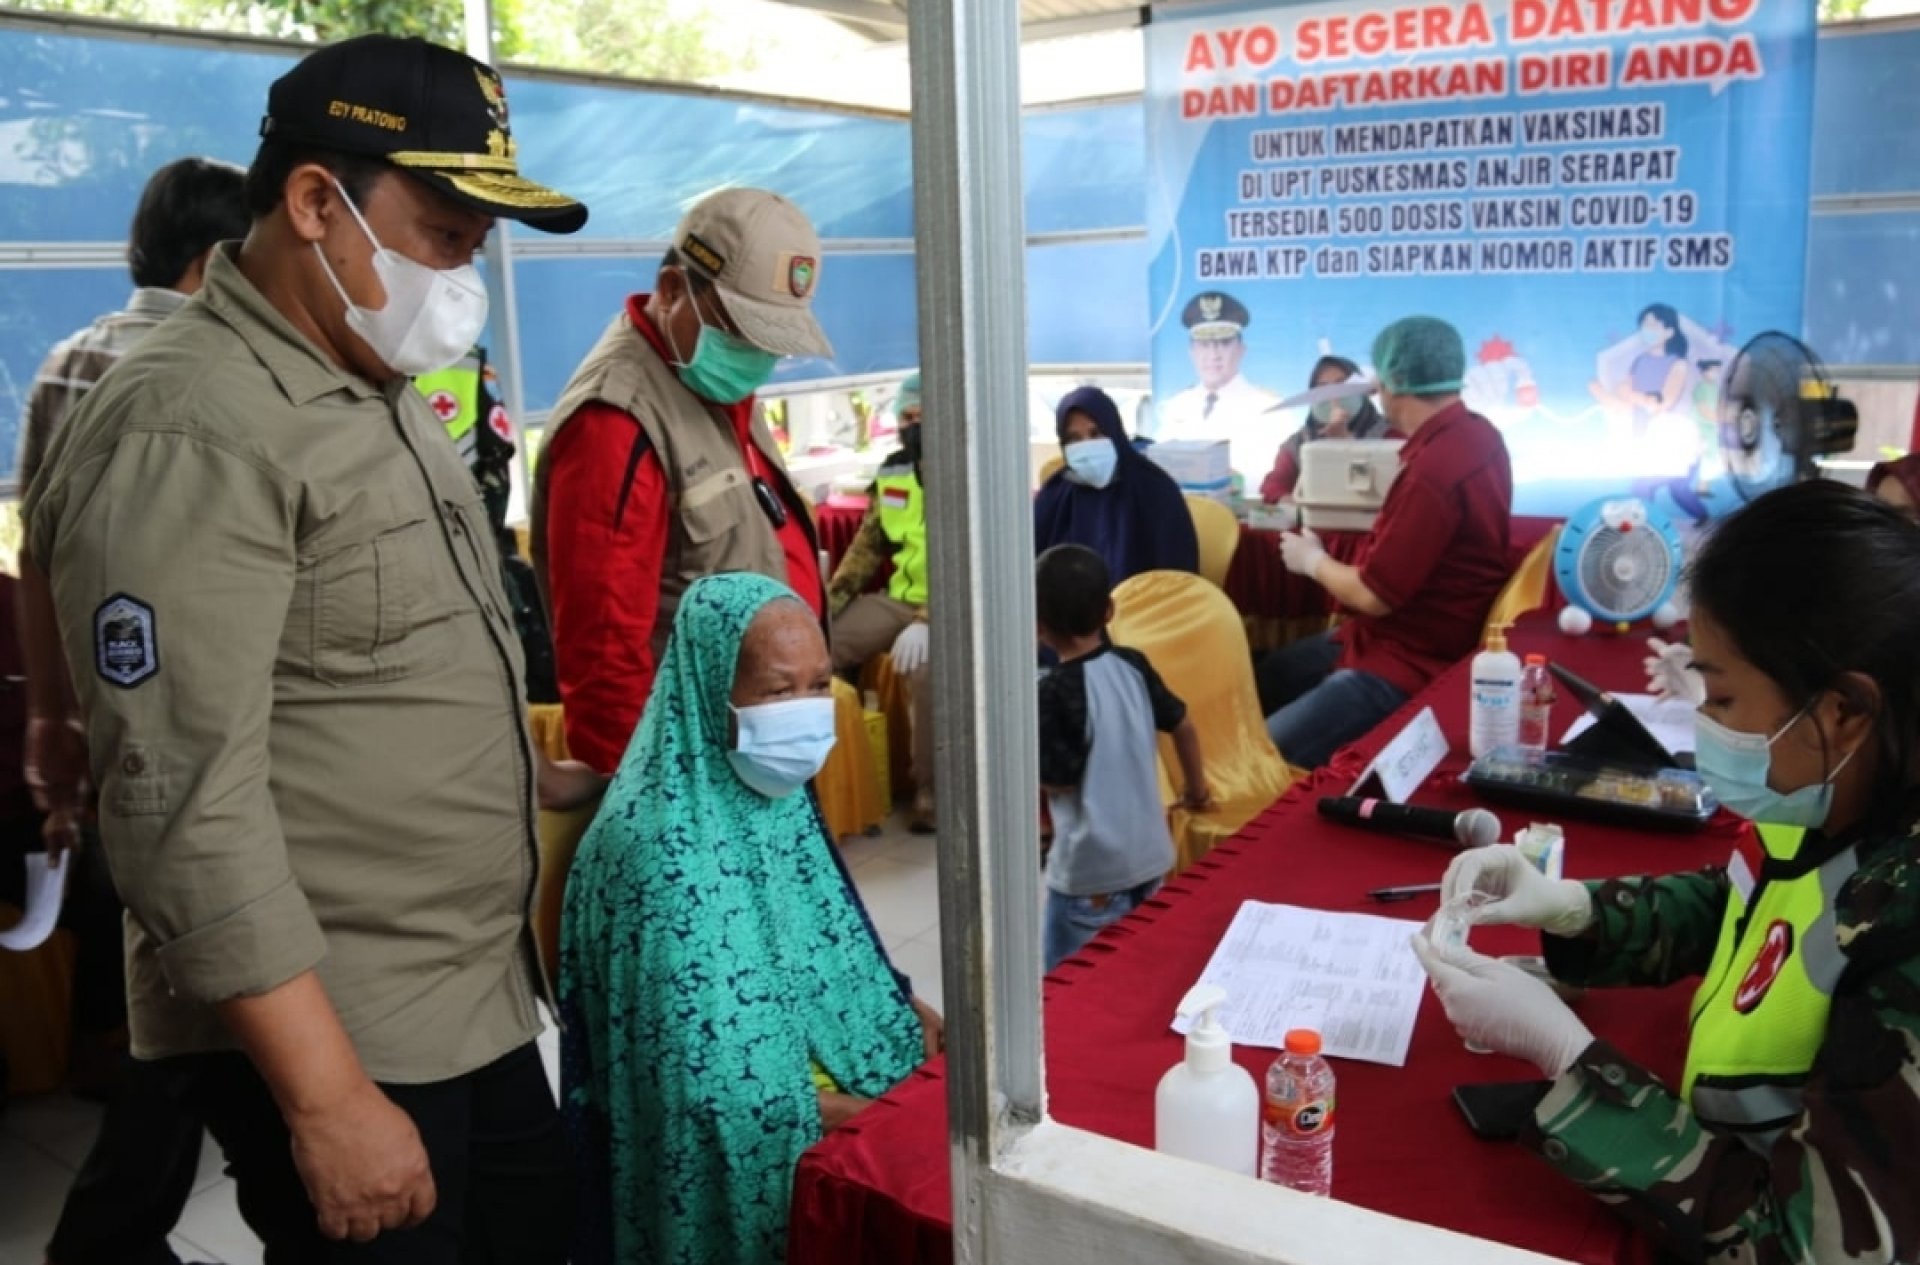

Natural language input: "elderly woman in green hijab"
[559,572,940,1265]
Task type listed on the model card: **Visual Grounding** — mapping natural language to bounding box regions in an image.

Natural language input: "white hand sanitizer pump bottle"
[1469,621,1523,758]
[1155,983,1260,1175]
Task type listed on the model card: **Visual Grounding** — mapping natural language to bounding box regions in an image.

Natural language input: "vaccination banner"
[1144,0,1816,517]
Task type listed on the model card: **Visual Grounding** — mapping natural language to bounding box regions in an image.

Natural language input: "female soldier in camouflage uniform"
[1420,480,1920,1265]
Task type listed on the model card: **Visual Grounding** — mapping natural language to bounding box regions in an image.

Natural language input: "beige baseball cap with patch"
[673,188,833,360]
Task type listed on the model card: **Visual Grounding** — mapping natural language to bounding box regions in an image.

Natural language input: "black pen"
[1366,882,1443,903]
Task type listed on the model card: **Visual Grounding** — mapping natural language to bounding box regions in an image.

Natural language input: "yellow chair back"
[1483,525,1562,640]
[816,676,886,838]
[1184,495,1241,588]
[527,702,570,763]
[534,801,598,985]
[1109,570,1294,870]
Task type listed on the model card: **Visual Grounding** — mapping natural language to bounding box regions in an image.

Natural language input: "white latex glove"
[1279,528,1328,580]
[890,621,930,675]
[1411,933,1594,1077]
[1441,845,1595,937]
[1643,637,1705,705]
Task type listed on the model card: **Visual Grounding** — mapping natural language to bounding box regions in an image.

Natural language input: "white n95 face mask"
[314,179,489,377]
[727,697,838,799]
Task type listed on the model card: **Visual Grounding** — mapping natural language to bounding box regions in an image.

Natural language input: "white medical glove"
[1411,934,1594,1077]
[1643,637,1705,705]
[1441,845,1594,937]
[1279,528,1328,580]
[890,622,930,675]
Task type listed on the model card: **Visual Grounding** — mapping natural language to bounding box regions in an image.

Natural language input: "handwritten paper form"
[1172,901,1429,1067]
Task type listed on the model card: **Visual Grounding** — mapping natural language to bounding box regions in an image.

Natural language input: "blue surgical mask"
[1064,437,1118,489]
[1693,706,1855,829]
[671,321,779,405]
[726,697,837,798]
[1640,327,1667,350]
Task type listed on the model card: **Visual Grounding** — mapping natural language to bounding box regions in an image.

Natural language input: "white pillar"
[905,0,1043,1251]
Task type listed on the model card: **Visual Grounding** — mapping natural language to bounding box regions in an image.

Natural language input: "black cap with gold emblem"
[1181,290,1250,342]
[260,35,586,234]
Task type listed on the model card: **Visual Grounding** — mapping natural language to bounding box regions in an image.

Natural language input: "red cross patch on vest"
[1734,919,1795,1014]
[428,390,461,422]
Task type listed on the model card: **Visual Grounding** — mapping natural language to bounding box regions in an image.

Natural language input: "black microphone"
[1316,796,1502,849]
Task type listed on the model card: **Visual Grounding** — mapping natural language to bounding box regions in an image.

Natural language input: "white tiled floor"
[0,811,942,1264]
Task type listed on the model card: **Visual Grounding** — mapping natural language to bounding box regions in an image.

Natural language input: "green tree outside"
[7,0,755,80]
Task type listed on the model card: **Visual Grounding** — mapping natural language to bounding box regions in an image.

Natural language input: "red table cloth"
[791,614,1733,1265]
[1215,514,1560,651]
[817,502,867,574]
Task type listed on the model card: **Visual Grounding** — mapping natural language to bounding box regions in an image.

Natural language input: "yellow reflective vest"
[415,352,487,461]
[874,462,928,609]
[1682,823,1859,1150]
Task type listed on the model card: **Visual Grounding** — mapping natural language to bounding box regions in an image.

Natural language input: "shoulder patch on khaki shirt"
[94,593,159,688]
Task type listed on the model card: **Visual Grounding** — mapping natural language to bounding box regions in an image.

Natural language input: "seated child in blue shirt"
[1036,545,1212,970]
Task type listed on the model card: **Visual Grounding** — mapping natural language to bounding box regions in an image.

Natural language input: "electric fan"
[1718,332,1859,503]
[1554,496,1685,627]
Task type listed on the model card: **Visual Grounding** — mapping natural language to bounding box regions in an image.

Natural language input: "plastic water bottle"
[1260,1028,1335,1195]
[1517,654,1555,753]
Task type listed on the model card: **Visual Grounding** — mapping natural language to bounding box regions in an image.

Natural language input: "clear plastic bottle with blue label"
[1260,1028,1336,1195]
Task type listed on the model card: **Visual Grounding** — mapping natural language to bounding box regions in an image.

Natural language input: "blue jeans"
[1261,632,1408,769]
[1044,879,1161,970]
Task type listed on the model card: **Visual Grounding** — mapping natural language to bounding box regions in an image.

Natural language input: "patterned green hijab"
[560,571,924,1265]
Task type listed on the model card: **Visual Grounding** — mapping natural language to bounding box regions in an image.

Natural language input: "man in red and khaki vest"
[534,189,830,775]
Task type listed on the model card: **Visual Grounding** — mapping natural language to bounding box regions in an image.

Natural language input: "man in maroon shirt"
[533,189,829,775]
[1261,315,1513,768]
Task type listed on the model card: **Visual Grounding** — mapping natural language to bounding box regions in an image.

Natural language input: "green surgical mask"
[675,323,779,404]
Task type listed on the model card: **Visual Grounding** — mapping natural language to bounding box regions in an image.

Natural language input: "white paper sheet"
[1561,691,1698,756]
[1171,901,1429,1067]
[0,851,68,951]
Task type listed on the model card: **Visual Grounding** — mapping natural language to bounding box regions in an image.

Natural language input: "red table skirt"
[818,502,867,573]
[791,612,1732,1265]
[1212,514,1559,651]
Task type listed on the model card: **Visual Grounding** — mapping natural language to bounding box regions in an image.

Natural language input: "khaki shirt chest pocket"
[290,507,449,686]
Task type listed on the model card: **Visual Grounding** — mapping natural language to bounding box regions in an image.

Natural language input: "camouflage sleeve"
[827,506,891,619]
[1541,867,1730,989]
[1524,946,1920,1265]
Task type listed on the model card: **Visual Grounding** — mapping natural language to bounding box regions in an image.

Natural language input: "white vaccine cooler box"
[1296,438,1404,532]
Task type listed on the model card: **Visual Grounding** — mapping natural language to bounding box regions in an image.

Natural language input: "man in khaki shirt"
[25,35,589,1263]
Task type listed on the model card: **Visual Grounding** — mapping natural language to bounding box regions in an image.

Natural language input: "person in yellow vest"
[828,371,936,832]
[416,348,559,703]
[1414,480,1920,1264]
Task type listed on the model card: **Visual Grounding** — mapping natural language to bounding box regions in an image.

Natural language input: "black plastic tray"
[1463,746,1718,832]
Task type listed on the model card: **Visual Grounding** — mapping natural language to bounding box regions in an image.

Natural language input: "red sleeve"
[1261,445,1301,503]
[1357,474,1459,612]
[543,403,670,776]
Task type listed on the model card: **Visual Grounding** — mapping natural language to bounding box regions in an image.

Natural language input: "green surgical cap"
[897,371,921,415]
[1371,317,1466,396]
